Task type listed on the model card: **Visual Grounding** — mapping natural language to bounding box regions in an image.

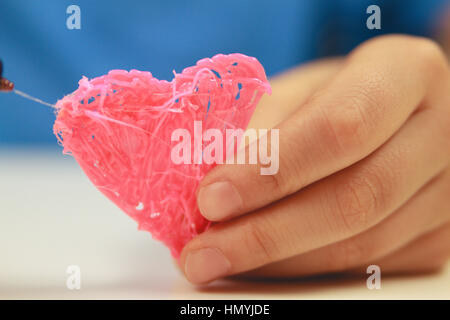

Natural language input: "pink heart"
[54,54,271,257]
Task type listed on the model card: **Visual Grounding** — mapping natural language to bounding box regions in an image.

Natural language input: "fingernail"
[184,248,231,284]
[197,181,243,220]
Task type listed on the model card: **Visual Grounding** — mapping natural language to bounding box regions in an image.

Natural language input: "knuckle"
[333,173,383,233]
[276,143,302,193]
[318,92,375,156]
[412,38,448,73]
[255,168,286,198]
[260,164,282,188]
[244,219,280,264]
[366,36,448,72]
[431,109,450,153]
[257,142,301,196]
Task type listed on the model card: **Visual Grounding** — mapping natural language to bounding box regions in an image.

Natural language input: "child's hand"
[181,35,450,284]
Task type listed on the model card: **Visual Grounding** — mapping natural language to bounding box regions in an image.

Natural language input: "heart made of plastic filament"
[54,54,271,257]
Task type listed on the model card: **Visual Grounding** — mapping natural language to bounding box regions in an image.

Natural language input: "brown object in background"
[0,60,14,92]
[435,4,450,60]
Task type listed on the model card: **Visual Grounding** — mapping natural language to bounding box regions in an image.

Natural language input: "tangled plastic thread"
[54,53,271,257]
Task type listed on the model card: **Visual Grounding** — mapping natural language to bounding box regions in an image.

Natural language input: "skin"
[179,35,450,284]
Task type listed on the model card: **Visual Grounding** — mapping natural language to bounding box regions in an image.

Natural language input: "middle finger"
[182,104,450,283]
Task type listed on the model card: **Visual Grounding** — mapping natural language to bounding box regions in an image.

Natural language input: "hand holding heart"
[181,35,450,284]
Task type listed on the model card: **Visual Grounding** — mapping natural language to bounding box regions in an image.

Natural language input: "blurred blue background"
[0,0,448,146]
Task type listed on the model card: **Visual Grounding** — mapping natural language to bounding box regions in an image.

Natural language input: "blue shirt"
[0,0,447,144]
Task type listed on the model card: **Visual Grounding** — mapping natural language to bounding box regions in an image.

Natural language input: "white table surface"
[0,148,449,300]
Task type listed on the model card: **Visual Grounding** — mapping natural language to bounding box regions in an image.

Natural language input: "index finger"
[197,35,446,222]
